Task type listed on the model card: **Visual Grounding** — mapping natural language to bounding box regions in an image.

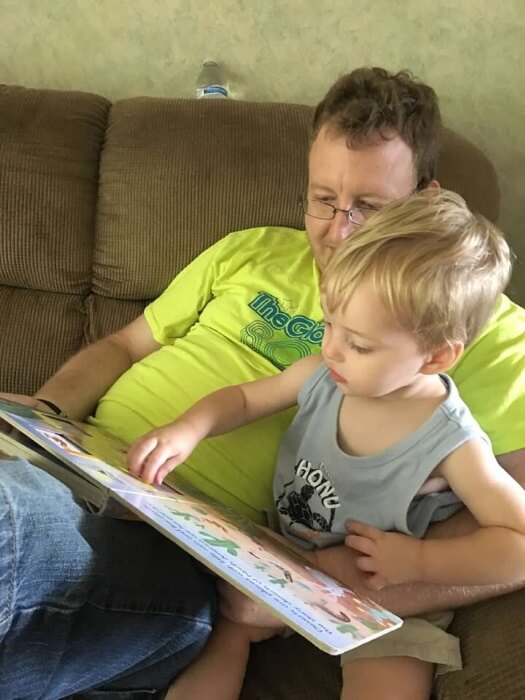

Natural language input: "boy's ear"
[425,179,441,191]
[421,342,464,375]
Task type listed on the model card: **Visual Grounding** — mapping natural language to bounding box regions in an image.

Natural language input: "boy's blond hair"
[321,190,513,351]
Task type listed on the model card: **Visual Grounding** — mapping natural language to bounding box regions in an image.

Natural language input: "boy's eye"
[350,342,372,354]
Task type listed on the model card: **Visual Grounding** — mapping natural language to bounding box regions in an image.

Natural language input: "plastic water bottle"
[195,60,229,99]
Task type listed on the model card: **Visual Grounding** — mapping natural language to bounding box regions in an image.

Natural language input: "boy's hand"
[127,421,200,485]
[345,522,423,590]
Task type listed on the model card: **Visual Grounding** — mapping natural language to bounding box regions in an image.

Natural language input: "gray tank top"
[273,363,490,549]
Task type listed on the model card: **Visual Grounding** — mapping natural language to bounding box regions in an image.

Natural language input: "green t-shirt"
[448,293,525,455]
[92,226,525,522]
[93,227,324,521]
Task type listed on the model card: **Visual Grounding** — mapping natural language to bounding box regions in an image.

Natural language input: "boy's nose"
[323,334,343,362]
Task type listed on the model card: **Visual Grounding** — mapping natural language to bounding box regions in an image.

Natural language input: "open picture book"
[0,398,402,655]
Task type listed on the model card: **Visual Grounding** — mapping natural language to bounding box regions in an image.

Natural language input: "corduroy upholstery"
[1,83,523,700]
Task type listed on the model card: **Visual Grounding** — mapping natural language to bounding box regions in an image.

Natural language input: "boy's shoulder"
[438,374,489,439]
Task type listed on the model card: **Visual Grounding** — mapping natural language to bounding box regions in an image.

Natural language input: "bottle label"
[197,85,228,98]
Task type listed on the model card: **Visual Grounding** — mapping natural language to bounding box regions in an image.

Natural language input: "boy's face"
[306,125,417,269]
[321,282,430,398]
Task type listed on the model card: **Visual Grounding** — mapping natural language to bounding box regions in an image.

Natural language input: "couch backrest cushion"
[437,127,499,223]
[0,85,110,392]
[93,98,312,300]
[0,85,110,293]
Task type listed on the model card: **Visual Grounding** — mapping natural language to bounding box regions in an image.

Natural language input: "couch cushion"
[93,98,312,301]
[0,84,110,293]
[87,296,147,342]
[437,127,499,223]
[241,634,341,700]
[436,590,525,700]
[0,287,86,393]
[0,85,110,392]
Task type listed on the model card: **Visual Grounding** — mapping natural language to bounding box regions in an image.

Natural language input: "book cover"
[0,398,402,655]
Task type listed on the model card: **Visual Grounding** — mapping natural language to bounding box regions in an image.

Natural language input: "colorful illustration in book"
[154,495,392,637]
[38,429,96,458]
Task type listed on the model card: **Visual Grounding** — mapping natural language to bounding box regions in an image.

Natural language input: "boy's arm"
[375,447,525,614]
[414,439,525,584]
[424,446,525,542]
[210,353,323,433]
[344,438,525,591]
[127,354,322,483]
[307,446,525,617]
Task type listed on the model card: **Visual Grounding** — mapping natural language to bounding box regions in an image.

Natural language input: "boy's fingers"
[355,555,377,573]
[155,456,182,485]
[346,521,381,540]
[141,449,168,483]
[365,573,386,591]
[142,445,184,484]
[345,534,374,555]
[127,436,158,474]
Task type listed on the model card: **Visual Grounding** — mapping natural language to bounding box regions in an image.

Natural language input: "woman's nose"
[327,210,357,245]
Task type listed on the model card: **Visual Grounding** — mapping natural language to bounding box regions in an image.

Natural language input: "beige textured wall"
[1,0,524,301]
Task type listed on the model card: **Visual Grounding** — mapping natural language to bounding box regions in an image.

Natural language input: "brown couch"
[1,84,523,699]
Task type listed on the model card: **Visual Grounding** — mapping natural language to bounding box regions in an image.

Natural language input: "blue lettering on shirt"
[248,292,324,344]
[242,292,323,369]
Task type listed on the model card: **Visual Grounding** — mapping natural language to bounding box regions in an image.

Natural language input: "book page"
[0,399,402,654]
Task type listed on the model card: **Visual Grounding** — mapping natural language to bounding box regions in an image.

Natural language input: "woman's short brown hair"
[313,67,442,187]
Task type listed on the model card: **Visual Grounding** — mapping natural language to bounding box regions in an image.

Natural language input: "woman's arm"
[0,315,161,421]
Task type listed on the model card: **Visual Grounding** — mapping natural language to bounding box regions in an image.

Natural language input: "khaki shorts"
[340,610,461,676]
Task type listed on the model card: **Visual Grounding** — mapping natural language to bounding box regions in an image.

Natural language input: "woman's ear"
[421,342,464,375]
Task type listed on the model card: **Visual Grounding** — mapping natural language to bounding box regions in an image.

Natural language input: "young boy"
[127,190,525,700]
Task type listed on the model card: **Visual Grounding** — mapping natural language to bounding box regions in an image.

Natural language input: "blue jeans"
[0,458,216,700]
